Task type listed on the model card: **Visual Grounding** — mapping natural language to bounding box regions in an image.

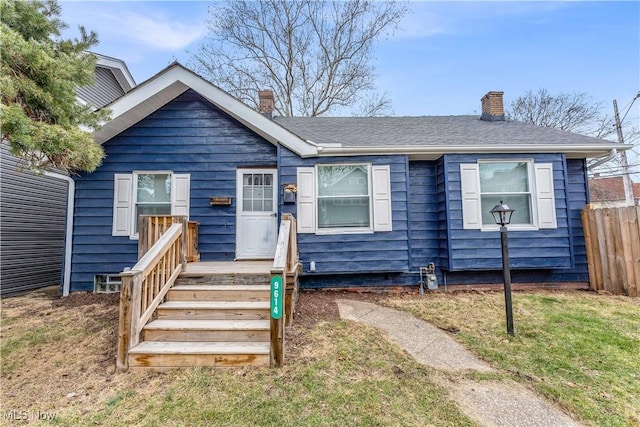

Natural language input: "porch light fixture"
[490,200,515,336]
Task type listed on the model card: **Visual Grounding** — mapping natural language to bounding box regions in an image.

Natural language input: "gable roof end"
[94,53,136,92]
[93,63,317,158]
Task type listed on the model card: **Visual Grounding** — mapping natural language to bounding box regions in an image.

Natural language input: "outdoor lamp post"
[490,201,515,336]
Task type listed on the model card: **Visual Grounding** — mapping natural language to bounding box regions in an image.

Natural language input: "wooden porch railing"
[116,222,186,371]
[138,215,199,262]
[270,214,300,367]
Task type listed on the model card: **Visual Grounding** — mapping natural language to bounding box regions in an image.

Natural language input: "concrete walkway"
[336,299,583,427]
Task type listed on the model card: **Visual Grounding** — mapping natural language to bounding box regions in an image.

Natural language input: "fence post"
[177,216,188,269]
[117,274,135,371]
[629,207,640,297]
[138,216,150,258]
[581,208,597,292]
[270,273,285,368]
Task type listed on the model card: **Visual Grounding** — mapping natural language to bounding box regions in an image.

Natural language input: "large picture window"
[317,164,371,229]
[479,162,532,226]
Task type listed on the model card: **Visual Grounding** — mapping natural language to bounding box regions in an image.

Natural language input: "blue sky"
[58,1,639,122]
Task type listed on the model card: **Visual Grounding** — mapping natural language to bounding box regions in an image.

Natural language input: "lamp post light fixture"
[490,200,515,336]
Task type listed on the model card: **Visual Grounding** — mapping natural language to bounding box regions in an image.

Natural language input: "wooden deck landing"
[183,261,272,275]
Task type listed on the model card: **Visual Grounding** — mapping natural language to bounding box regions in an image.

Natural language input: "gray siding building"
[0,54,135,296]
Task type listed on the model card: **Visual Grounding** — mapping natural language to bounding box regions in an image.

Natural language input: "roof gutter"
[587,148,617,170]
[316,144,632,158]
[43,171,74,297]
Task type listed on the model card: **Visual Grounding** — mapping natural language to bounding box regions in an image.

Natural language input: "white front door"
[236,169,278,259]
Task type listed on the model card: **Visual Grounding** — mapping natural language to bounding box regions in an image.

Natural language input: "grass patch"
[4,287,637,426]
[60,321,473,426]
[384,290,640,427]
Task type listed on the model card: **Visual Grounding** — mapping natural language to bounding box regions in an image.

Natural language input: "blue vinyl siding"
[408,161,440,270]
[279,148,410,276]
[70,90,277,291]
[443,153,572,271]
[69,88,592,291]
[553,158,590,281]
[303,157,590,289]
[436,157,450,271]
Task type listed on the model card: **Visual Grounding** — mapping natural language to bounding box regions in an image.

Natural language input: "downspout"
[587,149,617,171]
[44,171,75,297]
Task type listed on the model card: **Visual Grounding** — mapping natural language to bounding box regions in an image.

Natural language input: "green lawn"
[56,321,474,427]
[2,289,638,426]
[385,290,640,427]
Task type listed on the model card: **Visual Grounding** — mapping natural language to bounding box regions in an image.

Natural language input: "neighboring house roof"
[77,53,136,109]
[92,62,317,158]
[274,116,629,160]
[589,176,640,202]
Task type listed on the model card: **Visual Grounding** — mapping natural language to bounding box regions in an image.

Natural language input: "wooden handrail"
[138,215,199,262]
[116,222,185,371]
[270,214,299,367]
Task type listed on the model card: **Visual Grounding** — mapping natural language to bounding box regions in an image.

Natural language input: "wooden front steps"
[156,301,270,320]
[128,342,270,368]
[128,270,272,370]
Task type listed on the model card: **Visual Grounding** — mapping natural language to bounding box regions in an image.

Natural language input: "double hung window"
[296,164,392,234]
[461,160,556,230]
[134,172,172,231]
[479,162,532,226]
[317,165,371,229]
[112,172,190,238]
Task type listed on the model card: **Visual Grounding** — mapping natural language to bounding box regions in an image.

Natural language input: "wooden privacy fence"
[581,205,640,297]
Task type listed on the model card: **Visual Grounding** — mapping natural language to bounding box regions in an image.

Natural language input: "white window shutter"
[372,165,392,232]
[460,164,482,229]
[534,163,557,229]
[172,174,190,218]
[112,174,133,236]
[296,167,316,233]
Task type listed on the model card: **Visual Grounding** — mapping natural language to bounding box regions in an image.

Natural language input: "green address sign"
[270,275,283,319]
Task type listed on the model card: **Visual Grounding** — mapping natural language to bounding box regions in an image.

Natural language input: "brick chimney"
[258,90,275,117]
[480,91,505,121]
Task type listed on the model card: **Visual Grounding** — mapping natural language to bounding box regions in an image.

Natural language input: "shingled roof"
[274,116,611,147]
[273,115,628,160]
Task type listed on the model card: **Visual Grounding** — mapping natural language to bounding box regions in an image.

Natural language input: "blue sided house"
[68,63,627,293]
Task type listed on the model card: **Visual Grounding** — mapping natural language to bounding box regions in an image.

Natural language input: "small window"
[242,173,274,212]
[94,274,121,293]
[317,164,371,229]
[112,172,190,238]
[134,172,172,232]
[479,161,533,226]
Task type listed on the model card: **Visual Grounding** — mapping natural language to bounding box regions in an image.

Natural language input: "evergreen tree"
[0,0,107,173]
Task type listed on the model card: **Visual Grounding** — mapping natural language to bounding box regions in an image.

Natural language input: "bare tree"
[507,89,639,179]
[189,0,407,117]
[507,89,609,135]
